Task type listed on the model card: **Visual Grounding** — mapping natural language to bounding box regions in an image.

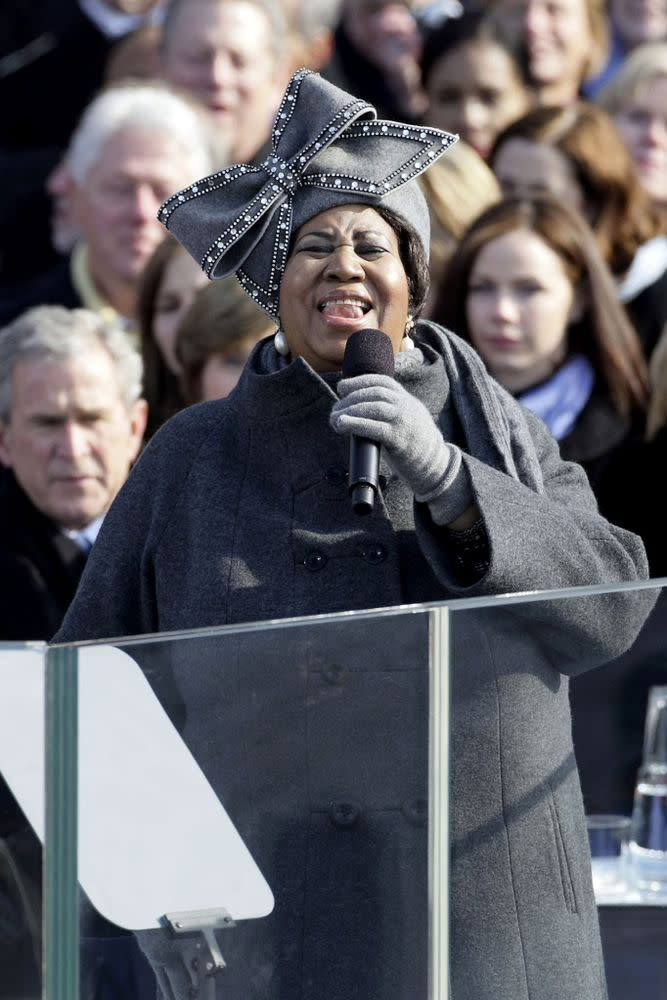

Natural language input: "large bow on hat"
[159,69,457,321]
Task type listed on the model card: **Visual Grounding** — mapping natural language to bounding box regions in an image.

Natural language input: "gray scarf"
[255,320,546,496]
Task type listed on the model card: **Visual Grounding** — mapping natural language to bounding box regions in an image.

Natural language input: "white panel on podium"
[0,646,274,930]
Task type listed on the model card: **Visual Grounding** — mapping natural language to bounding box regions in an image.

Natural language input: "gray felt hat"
[159,69,458,322]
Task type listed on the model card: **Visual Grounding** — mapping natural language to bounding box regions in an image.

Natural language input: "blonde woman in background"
[598,42,667,212]
[418,140,501,317]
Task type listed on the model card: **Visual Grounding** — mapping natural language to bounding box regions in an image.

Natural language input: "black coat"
[0,468,89,998]
[0,1,114,290]
[0,468,87,642]
[557,384,641,523]
[0,254,79,327]
[625,264,667,361]
[562,392,667,817]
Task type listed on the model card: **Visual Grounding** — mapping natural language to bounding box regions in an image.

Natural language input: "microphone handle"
[349,436,380,516]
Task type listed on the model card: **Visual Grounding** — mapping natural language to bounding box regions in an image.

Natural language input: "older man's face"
[70,126,198,294]
[0,347,147,530]
[161,0,286,161]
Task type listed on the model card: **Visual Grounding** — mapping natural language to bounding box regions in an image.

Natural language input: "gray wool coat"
[55,322,654,1000]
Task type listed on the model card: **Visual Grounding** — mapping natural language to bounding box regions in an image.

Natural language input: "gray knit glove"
[331,374,474,525]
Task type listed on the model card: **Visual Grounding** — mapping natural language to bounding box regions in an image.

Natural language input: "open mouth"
[317,296,372,320]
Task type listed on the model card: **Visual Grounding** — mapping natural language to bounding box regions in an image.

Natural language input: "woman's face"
[492,138,586,210]
[501,0,593,95]
[465,228,576,393]
[425,40,531,160]
[199,332,271,400]
[614,78,667,208]
[152,248,208,373]
[279,204,411,371]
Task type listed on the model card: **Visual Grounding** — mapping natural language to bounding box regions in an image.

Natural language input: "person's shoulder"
[133,396,241,481]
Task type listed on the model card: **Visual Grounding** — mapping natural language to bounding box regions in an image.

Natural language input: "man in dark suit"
[0,304,147,999]
[0,304,147,641]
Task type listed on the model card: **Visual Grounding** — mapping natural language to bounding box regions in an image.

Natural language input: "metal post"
[44,645,79,1000]
[428,607,450,1000]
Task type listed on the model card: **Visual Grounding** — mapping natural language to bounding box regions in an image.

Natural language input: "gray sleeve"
[415,406,657,674]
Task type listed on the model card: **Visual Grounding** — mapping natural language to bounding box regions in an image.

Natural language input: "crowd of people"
[1,1,667,998]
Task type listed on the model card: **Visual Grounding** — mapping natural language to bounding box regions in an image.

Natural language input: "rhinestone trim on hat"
[159,67,458,317]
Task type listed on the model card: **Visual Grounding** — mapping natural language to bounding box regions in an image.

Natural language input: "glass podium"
[0,579,665,1000]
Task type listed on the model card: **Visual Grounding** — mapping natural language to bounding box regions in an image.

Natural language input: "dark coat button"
[402,798,427,827]
[303,551,328,572]
[325,464,347,486]
[322,663,344,685]
[329,801,360,828]
[361,542,387,565]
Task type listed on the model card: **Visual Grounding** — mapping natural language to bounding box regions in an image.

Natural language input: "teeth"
[318,298,370,312]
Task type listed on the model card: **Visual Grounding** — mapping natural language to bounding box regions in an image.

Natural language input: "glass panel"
[446,578,667,1000]
[0,642,47,1000]
[3,577,666,1000]
[72,608,439,1000]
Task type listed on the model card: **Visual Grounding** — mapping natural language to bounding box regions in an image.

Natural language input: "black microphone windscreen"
[342,329,395,379]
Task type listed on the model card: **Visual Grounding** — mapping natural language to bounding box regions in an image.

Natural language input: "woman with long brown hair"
[136,233,208,438]
[490,102,667,355]
[435,195,649,509]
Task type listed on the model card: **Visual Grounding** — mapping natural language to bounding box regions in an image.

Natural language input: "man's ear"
[0,421,13,469]
[128,399,149,465]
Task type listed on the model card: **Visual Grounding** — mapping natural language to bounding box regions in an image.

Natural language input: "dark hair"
[373,204,431,318]
[489,103,663,275]
[135,234,188,438]
[436,195,648,416]
[420,10,529,88]
[175,275,273,403]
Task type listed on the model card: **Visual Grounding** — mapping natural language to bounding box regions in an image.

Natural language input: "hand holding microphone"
[331,329,472,522]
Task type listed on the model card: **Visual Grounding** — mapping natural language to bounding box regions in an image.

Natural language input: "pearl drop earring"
[274,329,289,357]
[403,317,415,351]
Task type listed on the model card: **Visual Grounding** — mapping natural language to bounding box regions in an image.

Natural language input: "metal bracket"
[164,907,236,974]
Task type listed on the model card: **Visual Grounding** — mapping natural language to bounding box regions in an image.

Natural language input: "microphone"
[342,329,395,516]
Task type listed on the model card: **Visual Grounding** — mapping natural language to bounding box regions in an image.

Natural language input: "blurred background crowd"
[0,0,666,990]
[1,0,667,764]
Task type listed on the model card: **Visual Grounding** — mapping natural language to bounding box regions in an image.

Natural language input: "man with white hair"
[0,82,215,333]
[0,305,147,640]
[0,305,148,998]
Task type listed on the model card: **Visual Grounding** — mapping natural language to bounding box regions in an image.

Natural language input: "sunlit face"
[0,349,147,530]
[279,205,411,372]
[614,78,667,207]
[610,0,667,49]
[498,0,593,94]
[492,138,586,210]
[161,0,284,161]
[153,249,208,374]
[465,228,577,393]
[199,332,270,399]
[425,40,531,160]
[70,127,198,294]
